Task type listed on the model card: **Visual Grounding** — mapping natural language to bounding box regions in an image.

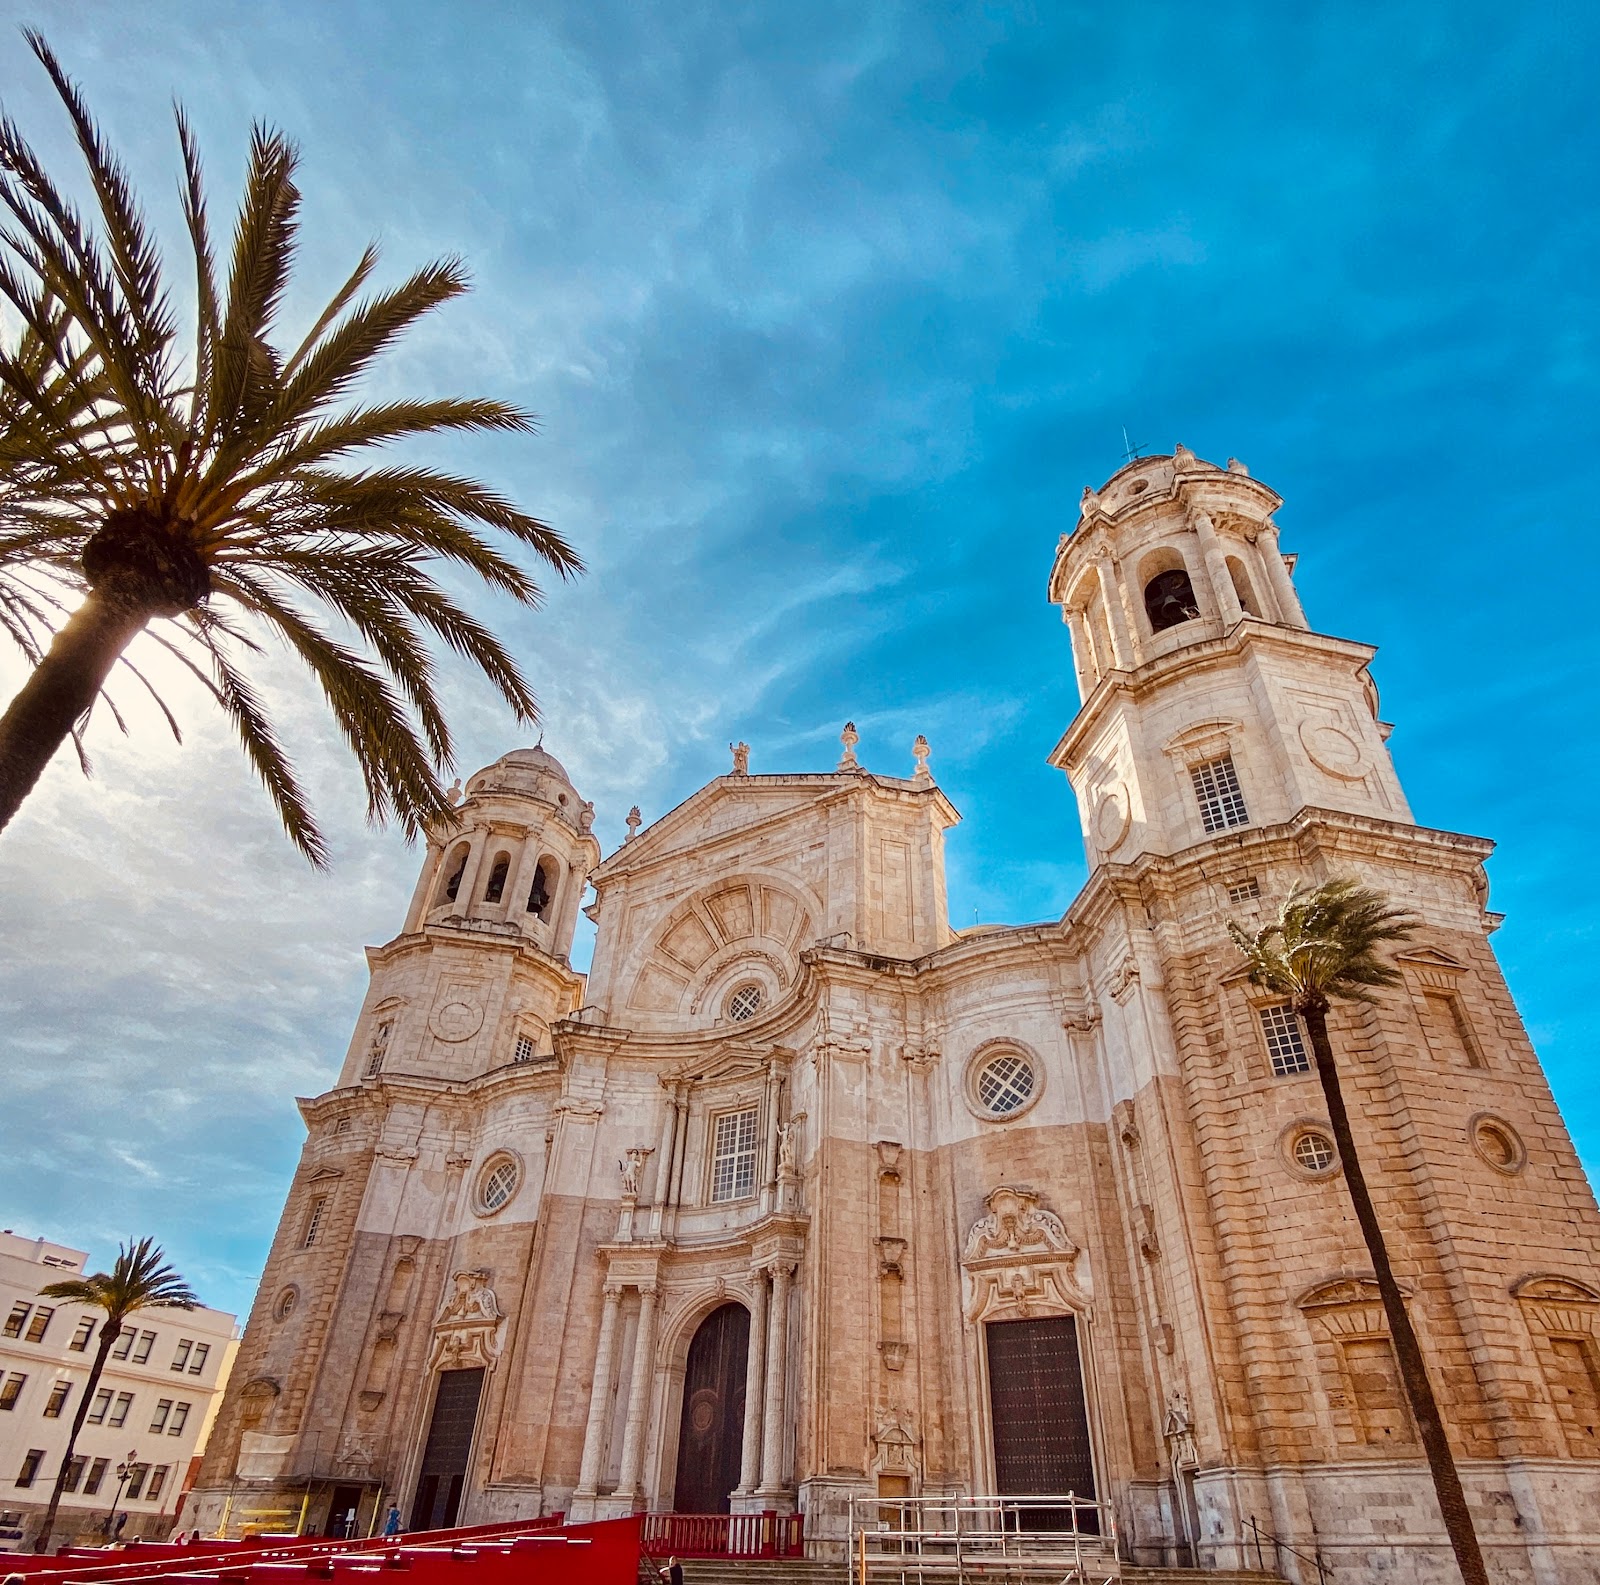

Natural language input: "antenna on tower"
[1121,426,1149,464]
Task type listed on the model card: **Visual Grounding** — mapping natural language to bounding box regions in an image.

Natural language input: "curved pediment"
[1512,1274,1600,1304]
[624,872,818,1027]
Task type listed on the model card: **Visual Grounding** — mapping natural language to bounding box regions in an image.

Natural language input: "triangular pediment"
[1395,947,1467,973]
[666,1047,778,1087]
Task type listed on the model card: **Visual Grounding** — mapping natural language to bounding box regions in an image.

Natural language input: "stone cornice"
[1049,619,1380,769]
[363,925,586,988]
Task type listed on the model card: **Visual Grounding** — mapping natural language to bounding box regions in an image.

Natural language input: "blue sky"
[0,1,1595,1320]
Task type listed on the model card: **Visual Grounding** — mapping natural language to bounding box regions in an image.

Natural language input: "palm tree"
[31,1237,199,1553]
[0,31,581,864]
[1229,878,1488,1585]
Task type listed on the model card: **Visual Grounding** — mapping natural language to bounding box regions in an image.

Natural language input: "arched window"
[483,852,511,904]
[436,843,470,906]
[1226,555,1259,617]
[1144,568,1200,632]
[527,861,555,921]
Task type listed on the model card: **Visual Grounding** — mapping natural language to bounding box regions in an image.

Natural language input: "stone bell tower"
[335,746,602,1087]
[1047,443,1408,868]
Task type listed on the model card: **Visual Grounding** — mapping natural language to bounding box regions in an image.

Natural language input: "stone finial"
[577,799,595,832]
[911,734,932,784]
[837,721,860,772]
[729,740,750,776]
[1173,442,1194,466]
[1080,485,1101,516]
[624,805,642,841]
[1226,456,1250,475]
[445,778,463,806]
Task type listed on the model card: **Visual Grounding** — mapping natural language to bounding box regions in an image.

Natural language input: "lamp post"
[105,1450,139,1543]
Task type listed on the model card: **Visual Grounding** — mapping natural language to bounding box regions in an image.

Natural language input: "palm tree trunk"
[34,1318,122,1553]
[1301,1004,1489,1585]
[0,589,148,835]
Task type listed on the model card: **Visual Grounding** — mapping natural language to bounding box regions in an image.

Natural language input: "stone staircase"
[665,1561,1289,1585]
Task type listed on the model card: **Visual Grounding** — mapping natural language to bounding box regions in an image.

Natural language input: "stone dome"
[500,744,574,785]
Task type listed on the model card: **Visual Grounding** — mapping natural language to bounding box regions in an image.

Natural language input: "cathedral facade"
[191,450,1600,1580]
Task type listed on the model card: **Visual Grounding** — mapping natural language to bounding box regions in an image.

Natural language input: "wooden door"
[673,1303,750,1513]
[409,1367,485,1532]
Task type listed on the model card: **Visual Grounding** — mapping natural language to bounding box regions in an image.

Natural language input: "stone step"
[1124,1572,1288,1584]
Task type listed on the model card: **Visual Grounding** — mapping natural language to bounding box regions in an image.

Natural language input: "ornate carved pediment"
[872,1406,920,1472]
[427,1269,505,1372]
[961,1185,1085,1323]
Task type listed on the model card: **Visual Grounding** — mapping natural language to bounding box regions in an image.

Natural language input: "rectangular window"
[1191,753,1250,833]
[108,1391,133,1428]
[333,1117,351,1135]
[3,1303,28,1339]
[1226,876,1262,903]
[365,1020,392,1078]
[1260,1004,1312,1077]
[63,1455,87,1493]
[188,1343,210,1377]
[87,1388,111,1424]
[150,1399,172,1434]
[132,1330,155,1364]
[111,1329,135,1360]
[43,1381,70,1419]
[710,1108,760,1203]
[513,1034,536,1063]
[68,1316,94,1352]
[23,1307,53,1344]
[171,1340,192,1372]
[169,1401,190,1436]
[124,1463,148,1501]
[83,1458,108,1496]
[146,1465,168,1501]
[0,1375,24,1411]
[302,1196,329,1248]
[15,1449,44,1488]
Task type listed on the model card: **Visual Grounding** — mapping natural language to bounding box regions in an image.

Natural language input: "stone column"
[736,1271,770,1496]
[1096,557,1138,668]
[1063,607,1098,700]
[449,838,487,914]
[575,1284,625,1496]
[760,1062,782,1214]
[757,1259,795,1497]
[505,837,543,928]
[1257,522,1309,629]
[402,841,443,932]
[1190,507,1243,626]
[614,1284,660,1504]
[649,1088,679,1238]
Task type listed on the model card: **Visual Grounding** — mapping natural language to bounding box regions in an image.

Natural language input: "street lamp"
[105,1450,139,1543]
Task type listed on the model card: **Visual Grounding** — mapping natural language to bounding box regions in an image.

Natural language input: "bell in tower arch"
[1144,567,1200,633]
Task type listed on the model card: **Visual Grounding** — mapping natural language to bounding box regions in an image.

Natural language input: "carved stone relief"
[961,1184,1087,1323]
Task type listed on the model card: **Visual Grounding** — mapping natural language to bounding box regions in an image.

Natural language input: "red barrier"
[640,1511,802,1560]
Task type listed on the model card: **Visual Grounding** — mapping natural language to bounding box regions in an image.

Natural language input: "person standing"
[383,1506,402,1539]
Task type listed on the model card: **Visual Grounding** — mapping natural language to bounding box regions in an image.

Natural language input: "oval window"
[726,983,764,1022]
[477,1155,520,1214]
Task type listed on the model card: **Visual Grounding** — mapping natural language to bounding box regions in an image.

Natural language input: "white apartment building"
[0,1229,237,1551]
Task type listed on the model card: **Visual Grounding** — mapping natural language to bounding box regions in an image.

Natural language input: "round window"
[974,1051,1036,1117]
[1471,1115,1525,1173]
[726,983,764,1022]
[273,1287,298,1322]
[1292,1131,1337,1174]
[477,1155,520,1214]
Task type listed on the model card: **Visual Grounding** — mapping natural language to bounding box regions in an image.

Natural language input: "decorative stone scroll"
[961,1185,1086,1323]
[427,1268,505,1371]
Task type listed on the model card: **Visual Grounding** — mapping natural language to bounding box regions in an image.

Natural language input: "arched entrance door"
[673,1302,750,1513]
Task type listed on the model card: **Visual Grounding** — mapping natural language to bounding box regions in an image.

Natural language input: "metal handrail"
[1243,1513,1328,1585]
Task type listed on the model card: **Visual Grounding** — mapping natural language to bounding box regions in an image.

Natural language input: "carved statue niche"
[873,1406,921,1474]
[427,1269,505,1372]
[961,1185,1088,1324]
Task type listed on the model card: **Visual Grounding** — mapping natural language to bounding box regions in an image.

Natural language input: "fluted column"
[757,1260,795,1495]
[1190,507,1243,626]
[614,1284,660,1503]
[575,1284,625,1495]
[736,1273,770,1495]
[1095,556,1137,668]
[1257,522,1308,629]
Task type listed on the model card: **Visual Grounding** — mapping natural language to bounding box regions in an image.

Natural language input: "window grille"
[1226,876,1261,903]
[366,1019,392,1078]
[513,1034,536,1063]
[1260,1004,1311,1076]
[726,983,764,1022]
[1191,754,1250,833]
[1293,1132,1336,1172]
[302,1196,329,1248]
[710,1108,760,1203]
[480,1159,519,1212]
[333,1117,351,1135]
[975,1051,1036,1116]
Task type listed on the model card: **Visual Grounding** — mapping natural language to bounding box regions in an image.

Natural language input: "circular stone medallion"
[431,998,485,1042]
[1094,784,1132,850]
[1299,721,1366,780]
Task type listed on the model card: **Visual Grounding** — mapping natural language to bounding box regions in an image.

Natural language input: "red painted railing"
[641,1511,803,1560]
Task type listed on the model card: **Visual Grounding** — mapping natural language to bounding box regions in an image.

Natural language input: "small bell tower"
[1048,445,1410,869]
[335,746,602,1087]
